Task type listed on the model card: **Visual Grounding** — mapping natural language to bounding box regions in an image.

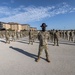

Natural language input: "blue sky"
[0,0,75,30]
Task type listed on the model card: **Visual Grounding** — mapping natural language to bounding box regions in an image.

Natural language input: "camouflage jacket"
[38,31,50,46]
[54,32,59,38]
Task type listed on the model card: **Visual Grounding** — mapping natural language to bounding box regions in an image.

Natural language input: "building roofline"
[21,24,30,26]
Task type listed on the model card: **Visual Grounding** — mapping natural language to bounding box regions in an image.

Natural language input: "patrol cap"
[40,23,47,27]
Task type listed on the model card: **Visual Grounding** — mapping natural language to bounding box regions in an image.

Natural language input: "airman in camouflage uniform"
[1,31,5,38]
[20,31,23,38]
[5,30,10,44]
[33,30,38,42]
[29,30,34,45]
[69,30,74,42]
[16,31,19,40]
[11,31,15,42]
[49,30,54,43]
[53,30,59,46]
[67,31,69,41]
[36,23,50,63]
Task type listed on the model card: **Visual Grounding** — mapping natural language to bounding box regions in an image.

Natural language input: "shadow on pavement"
[0,40,6,43]
[9,46,45,61]
[59,42,75,46]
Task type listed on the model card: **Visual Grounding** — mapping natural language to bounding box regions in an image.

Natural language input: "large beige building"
[0,22,10,30]
[8,22,22,32]
[21,24,30,30]
[3,23,10,30]
[0,22,36,31]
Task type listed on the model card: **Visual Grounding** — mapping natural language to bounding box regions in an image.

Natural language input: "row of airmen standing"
[0,30,29,44]
[0,29,75,45]
[49,30,75,44]
[28,29,75,46]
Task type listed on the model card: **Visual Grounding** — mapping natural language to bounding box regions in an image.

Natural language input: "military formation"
[0,30,29,44]
[0,23,75,63]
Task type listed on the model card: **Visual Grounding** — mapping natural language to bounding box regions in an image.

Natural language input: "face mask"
[42,27,46,31]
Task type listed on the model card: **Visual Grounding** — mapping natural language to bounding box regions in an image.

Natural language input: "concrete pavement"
[0,37,75,75]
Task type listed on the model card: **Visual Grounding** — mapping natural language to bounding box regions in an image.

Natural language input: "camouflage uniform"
[16,32,19,40]
[66,31,69,40]
[33,30,38,42]
[29,30,34,45]
[11,31,15,41]
[59,31,62,38]
[36,31,50,62]
[5,30,10,44]
[49,30,54,43]
[36,23,50,63]
[53,30,59,46]
[1,31,5,38]
[69,30,74,42]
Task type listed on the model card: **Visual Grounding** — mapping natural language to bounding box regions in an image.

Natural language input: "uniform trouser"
[12,37,15,41]
[37,45,49,59]
[6,37,10,43]
[16,35,19,40]
[51,36,54,42]
[54,38,59,45]
[29,38,33,44]
[69,36,74,42]
[67,36,69,40]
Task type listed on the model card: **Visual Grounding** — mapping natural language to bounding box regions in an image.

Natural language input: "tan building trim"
[21,24,30,30]
[0,22,37,31]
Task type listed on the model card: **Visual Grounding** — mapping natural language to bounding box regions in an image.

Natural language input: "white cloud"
[70,8,75,13]
[0,3,75,23]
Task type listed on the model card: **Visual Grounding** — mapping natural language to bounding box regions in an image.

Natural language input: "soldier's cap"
[40,23,47,27]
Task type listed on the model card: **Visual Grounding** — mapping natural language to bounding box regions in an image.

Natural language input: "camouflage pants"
[51,35,54,42]
[6,37,10,44]
[54,38,59,46]
[37,45,49,59]
[69,36,74,42]
[12,36,15,41]
[29,38,34,45]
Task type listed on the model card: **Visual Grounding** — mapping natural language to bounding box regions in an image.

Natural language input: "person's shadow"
[0,40,6,43]
[9,46,45,61]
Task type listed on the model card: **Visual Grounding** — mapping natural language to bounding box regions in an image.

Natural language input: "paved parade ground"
[0,37,75,75]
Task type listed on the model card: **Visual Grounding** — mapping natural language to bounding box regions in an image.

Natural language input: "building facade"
[0,22,34,31]
[21,24,30,31]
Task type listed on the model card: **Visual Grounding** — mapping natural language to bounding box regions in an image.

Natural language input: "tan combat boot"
[36,58,40,62]
[46,58,50,63]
